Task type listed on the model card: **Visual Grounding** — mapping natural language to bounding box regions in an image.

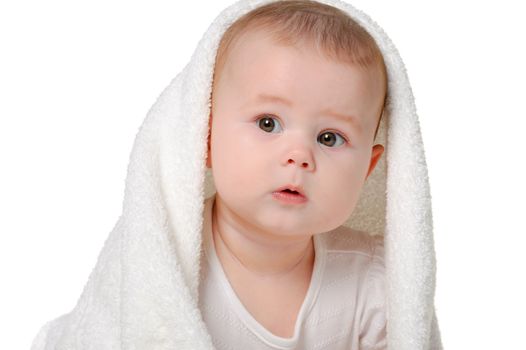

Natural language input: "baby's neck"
[211,197,315,280]
[214,227,315,338]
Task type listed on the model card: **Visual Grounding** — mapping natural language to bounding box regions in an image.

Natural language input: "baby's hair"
[212,0,387,141]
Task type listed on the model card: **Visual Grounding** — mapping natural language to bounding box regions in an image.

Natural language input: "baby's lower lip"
[272,190,308,204]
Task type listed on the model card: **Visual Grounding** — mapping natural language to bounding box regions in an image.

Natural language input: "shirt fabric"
[198,194,387,350]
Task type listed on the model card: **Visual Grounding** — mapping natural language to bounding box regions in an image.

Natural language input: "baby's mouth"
[282,189,299,194]
[272,185,308,203]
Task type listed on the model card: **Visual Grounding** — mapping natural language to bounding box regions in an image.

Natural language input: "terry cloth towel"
[30,0,443,349]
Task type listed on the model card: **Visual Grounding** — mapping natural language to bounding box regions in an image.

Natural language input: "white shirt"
[198,195,387,350]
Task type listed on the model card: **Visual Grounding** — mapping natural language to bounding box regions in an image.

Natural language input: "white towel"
[31,0,443,349]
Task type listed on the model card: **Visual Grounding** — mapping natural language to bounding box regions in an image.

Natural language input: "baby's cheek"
[328,166,363,215]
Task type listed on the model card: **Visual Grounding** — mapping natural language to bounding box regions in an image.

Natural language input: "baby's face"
[207,29,384,236]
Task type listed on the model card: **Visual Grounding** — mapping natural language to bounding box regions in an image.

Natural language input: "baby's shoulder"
[321,225,385,260]
[317,226,386,305]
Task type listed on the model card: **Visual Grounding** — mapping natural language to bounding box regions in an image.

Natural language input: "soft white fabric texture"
[199,194,387,350]
[30,0,443,349]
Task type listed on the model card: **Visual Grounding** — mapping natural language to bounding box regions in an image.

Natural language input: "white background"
[1,1,525,349]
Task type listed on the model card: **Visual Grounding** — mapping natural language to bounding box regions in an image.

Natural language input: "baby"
[30,1,443,348]
[199,1,387,348]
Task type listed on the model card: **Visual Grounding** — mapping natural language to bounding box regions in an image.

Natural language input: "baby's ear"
[206,113,212,169]
[365,144,384,180]
[206,138,212,169]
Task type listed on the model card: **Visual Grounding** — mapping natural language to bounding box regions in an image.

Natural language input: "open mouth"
[272,186,308,204]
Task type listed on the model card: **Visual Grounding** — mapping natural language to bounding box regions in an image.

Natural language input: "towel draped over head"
[31,0,443,349]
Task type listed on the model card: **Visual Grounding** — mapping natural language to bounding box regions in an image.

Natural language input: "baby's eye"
[256,115,347,148]
[318,131,346,147]
[257,115,282,133]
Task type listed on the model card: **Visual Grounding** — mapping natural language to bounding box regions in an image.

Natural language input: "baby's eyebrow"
[322,109,362,132]
[255,93,361,132]
[255,93,293,107]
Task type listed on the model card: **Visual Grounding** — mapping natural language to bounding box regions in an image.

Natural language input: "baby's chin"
[249,208,345,238]
[215,191,351,237]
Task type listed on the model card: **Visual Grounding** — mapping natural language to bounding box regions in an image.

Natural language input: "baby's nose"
[285,149,315,172]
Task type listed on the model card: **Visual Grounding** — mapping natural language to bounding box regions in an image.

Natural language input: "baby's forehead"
[212,28,386,123]
[220,28,384,84]
[223,43,383,99]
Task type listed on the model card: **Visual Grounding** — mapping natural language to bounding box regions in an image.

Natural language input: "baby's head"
[206,0,387,236]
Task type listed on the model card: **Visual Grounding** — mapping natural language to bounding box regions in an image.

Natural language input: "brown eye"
[318,131,346,147]
[257,115,282,133]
